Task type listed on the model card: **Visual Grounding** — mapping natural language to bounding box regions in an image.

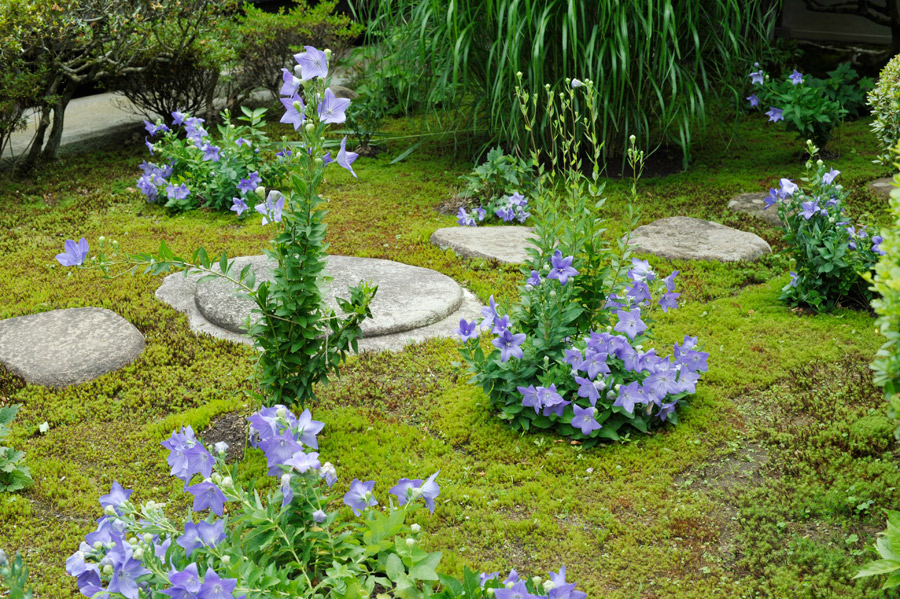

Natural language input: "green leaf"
[409,552,441,581]
[385,553,405,582]
[855,559,900,578]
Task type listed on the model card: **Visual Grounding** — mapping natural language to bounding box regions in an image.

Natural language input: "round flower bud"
[516,71,523,78]
[146,500,156,510]
[314,157,323,165]
[222,476,234,489]
[276,406,287,418]
[229,124,235,129]
[549,290,557,298]
[305,123,315,134]
[222,555,231,564]
[143,533,153,543]
[294,65,303,78]
[212,473,223,485]
[324,48,332,59]
[292,101,303,113]
[255,186,265,197]
[411,523,421,533]
[103,564,114,576]
[405,537,416,547]
[543,579,556,593]
[93,541,103,550]
[281,473,291,486]
[104,505,116,516]
[133,547,144,561]
[629,134,636,143]
[615,384,622,391]
[829,217,835,223]
[532,576,542,587]
[816,159,824,166]
[98,236,106,245]
[128,537,138,546]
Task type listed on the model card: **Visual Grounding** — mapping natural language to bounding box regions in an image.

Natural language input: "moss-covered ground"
[0,112,897,598]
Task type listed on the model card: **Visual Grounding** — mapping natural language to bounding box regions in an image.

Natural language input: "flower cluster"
[478,566,586,599]
[766,147,882,311]
[459,248,705,442]
[60,405,579,599]
[457,192,530,226]
[136,105,287,213]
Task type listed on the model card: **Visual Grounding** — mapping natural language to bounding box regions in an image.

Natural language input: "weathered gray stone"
[430,226,536,264]
[330,84,357,100]
[727,192,782,228]
[628,217,771,262]
[0,308,145,388]
[156,255,484,352]
[868,177,895,201]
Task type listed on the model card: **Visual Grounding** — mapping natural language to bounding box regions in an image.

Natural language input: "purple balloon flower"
[456,318,479,341]
[615,381,648,414]
[281,473,294,508]
[318,88,350,124]
[186,481,227,516]
[766,107,784,122]
[280,95,306,130]
[197,568,237,599]
[749,70,764,85]
[547,250,578,285]
[99,481,133,515]
[658,292,680,312]
[343,479,377,516]
[56,237,89,267]
[789,69,803,85]
[171,110,185,126]
[294,46,328,80]
[573,375,601,406]
[571,405,602,436]
[492,329,526,362]
[747,94,759,108]
[166,183,190,201]
[286,450,321,473]
[280,67,302,96]
[801,200,819,220]
[108,558,150,599]
[230,197,248,216]
[313,509,327,523]
[613,308,646,340]
[336,137,359,178]
[823,167,840,185]
[259,430,303,475]
[255,191,285,225]
[527,270,541,287]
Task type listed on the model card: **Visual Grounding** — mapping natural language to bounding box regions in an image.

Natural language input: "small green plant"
[458,146,535,208]
[868,53,900,167]
[0,405,32,494]
[854,510,900,590]
[746,66,847,149]
[811,61,873,119]
[769,141,883,312]
[0,549,33,599]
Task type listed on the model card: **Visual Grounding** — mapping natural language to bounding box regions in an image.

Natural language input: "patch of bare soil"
[201,411,249,463]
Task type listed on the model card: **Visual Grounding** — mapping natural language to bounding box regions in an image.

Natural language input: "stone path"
[727,192,782,228]
[156,255,483,352]
[868,177,895,201]
[628,217,771,262]
[0,308,145,388]
[430,226,536,264]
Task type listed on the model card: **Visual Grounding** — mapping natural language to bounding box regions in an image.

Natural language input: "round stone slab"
[430,226,536,264]
[727,192,782,228]
[193,255,463,337]
[0,308,145,388]
[628,216,771,262]
[868,177,894,201]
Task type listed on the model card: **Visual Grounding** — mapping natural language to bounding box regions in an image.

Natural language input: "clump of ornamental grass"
[457,77,708,445]
[765,140,884,312]
[54,47,375,408]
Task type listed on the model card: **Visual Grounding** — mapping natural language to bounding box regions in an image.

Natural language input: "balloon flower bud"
[324,48,332,60]
[255,186,265,197]
[305,123,315,134]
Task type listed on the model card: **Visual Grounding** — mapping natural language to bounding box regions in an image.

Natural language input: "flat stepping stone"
[0,308,145,388]
[628,216,771,262]
[727,192,782,228]
[868,177,895,201]
[156,255,483,352]
[430,226,535,264]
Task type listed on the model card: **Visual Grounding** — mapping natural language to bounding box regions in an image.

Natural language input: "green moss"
[0,110,895,597]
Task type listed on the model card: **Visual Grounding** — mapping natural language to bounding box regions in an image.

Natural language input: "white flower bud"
[221,476,234,489]
[305,123,315,134]
[104,505,116,516]
[292,100,303,113]
[255,186,265,197]
[294,64,303,78]
[132,548,144,561]
[571,78,584,88]
[146,500,156,510]
[222,555,231,564]
[543,580,556,593]
[816,159,824,166]
[532,576,542,586]
[276,407,287,417]
[411,523,421,533]
[324,48,332,60]
[93,541,103,550]
[127,537,137,546]
[143,533,153,543]
[629,134,636,143]
[103,564,114,576]
[516,71,523,78]
[212,473,223,484]
[405,537,416,547]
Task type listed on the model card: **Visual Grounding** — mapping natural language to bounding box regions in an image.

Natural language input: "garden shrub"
[61,47,375,408]
[745,66,853,150]
[228,0,362,104]
[868,53,900,167]
[457,78,707,444]
[360,0,775,165]
[766,142,883,312]
[138,106,290,213]
[455,147,535,226]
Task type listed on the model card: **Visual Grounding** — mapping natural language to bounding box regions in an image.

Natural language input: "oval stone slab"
[0,308,145,388]
[628,216,771,262]
[868,177,894,202]
[430,226,536,264]
[193,255,463,337]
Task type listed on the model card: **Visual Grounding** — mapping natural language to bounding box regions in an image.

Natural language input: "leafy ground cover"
[0,112,897,598]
